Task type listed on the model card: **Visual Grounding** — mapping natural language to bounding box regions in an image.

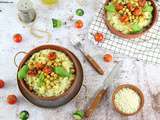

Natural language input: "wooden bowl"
[104,0,158,39]
[112,84,144,116]
[17,45,83,108]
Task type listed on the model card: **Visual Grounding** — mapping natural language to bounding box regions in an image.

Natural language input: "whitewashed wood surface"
[0,0,160,120]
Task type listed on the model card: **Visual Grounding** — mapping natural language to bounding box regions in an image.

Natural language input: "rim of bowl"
[17,44,83,100]
[104,0,158,39]
[112,84,144,116]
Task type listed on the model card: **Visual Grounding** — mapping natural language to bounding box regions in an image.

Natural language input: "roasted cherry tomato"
[127,2,134,11]
[7,95,17,105]
[75,20,84,29]
[133,7,142,16]
[119,15,129,23]
[43,66,52,75]
[48,52,57,60]
[0,80,5,88]
[28,69,38,76]
[138,0,146,7]
[35,63,44,70]
[115,3,124,11]
[13,34,23,43]
[94,33,104,42]
[103,54,112,62]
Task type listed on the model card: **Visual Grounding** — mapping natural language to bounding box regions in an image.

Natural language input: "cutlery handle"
[85,89,107,118]
[85,54,104,75]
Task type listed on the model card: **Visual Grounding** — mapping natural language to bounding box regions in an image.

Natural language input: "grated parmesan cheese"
[114,88,141,114]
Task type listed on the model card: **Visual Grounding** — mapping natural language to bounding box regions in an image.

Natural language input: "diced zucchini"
[73,110,84,120]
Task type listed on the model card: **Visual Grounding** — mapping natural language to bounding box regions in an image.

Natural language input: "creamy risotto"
[18,49,75,97]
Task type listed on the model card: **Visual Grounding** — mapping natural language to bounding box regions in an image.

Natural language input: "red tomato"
[138,0,146,7]
[75,20,84,29]
[103,54,112,62]
[94,33,104,42]
[116,3,124,11]
[35,63,44,70]
[48,52,57,60]
[28,69,38,76]
[7,95,17,105]
[119,15,129,23]
[127,3,134,11]
[13,34,23,43]
[0,80,5,88]
[133,7,142,16]
[43,66,52,75]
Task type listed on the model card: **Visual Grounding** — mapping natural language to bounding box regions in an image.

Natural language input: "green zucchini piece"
[19,110,29,120]
[18,65,29,80]
[73,114,82,120]
[52,19,62,28]
[105,3,116,13]
[37,73,45,87]
[73,110,84,120]
[53,67,70,77]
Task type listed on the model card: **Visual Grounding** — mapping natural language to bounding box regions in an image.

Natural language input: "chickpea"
[49,77,54,81]
[122,8,126,11]
[53,74,58,78]
[71,68,75,73]
[47,75,50,79]
[131,15,135,20]
[128,12,132,16]
[54,63,58,66]
[119,10,123,14]
[47,61,52,66]
[47,85,52,89]
[46,79,50,84]
[51,82,55,87]
[42,61,47,65]
[51,72,55,77]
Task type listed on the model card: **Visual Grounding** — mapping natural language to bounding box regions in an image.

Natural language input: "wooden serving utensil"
[85,89,107,118]
[85,62,122,118]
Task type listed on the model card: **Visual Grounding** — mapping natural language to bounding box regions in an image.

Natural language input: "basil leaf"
[37,73,45,87]
[131,24,142,33]
[105,3,116,13]
[18,65,29,80]
[53,67,70,77]
[142,3,153,12]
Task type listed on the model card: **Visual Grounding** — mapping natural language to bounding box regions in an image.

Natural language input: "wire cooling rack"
[88,0,160,64]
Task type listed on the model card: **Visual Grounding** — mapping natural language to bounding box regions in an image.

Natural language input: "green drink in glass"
[41,0,58,6]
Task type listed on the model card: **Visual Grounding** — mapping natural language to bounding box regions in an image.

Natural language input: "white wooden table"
[0,0,160,120]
